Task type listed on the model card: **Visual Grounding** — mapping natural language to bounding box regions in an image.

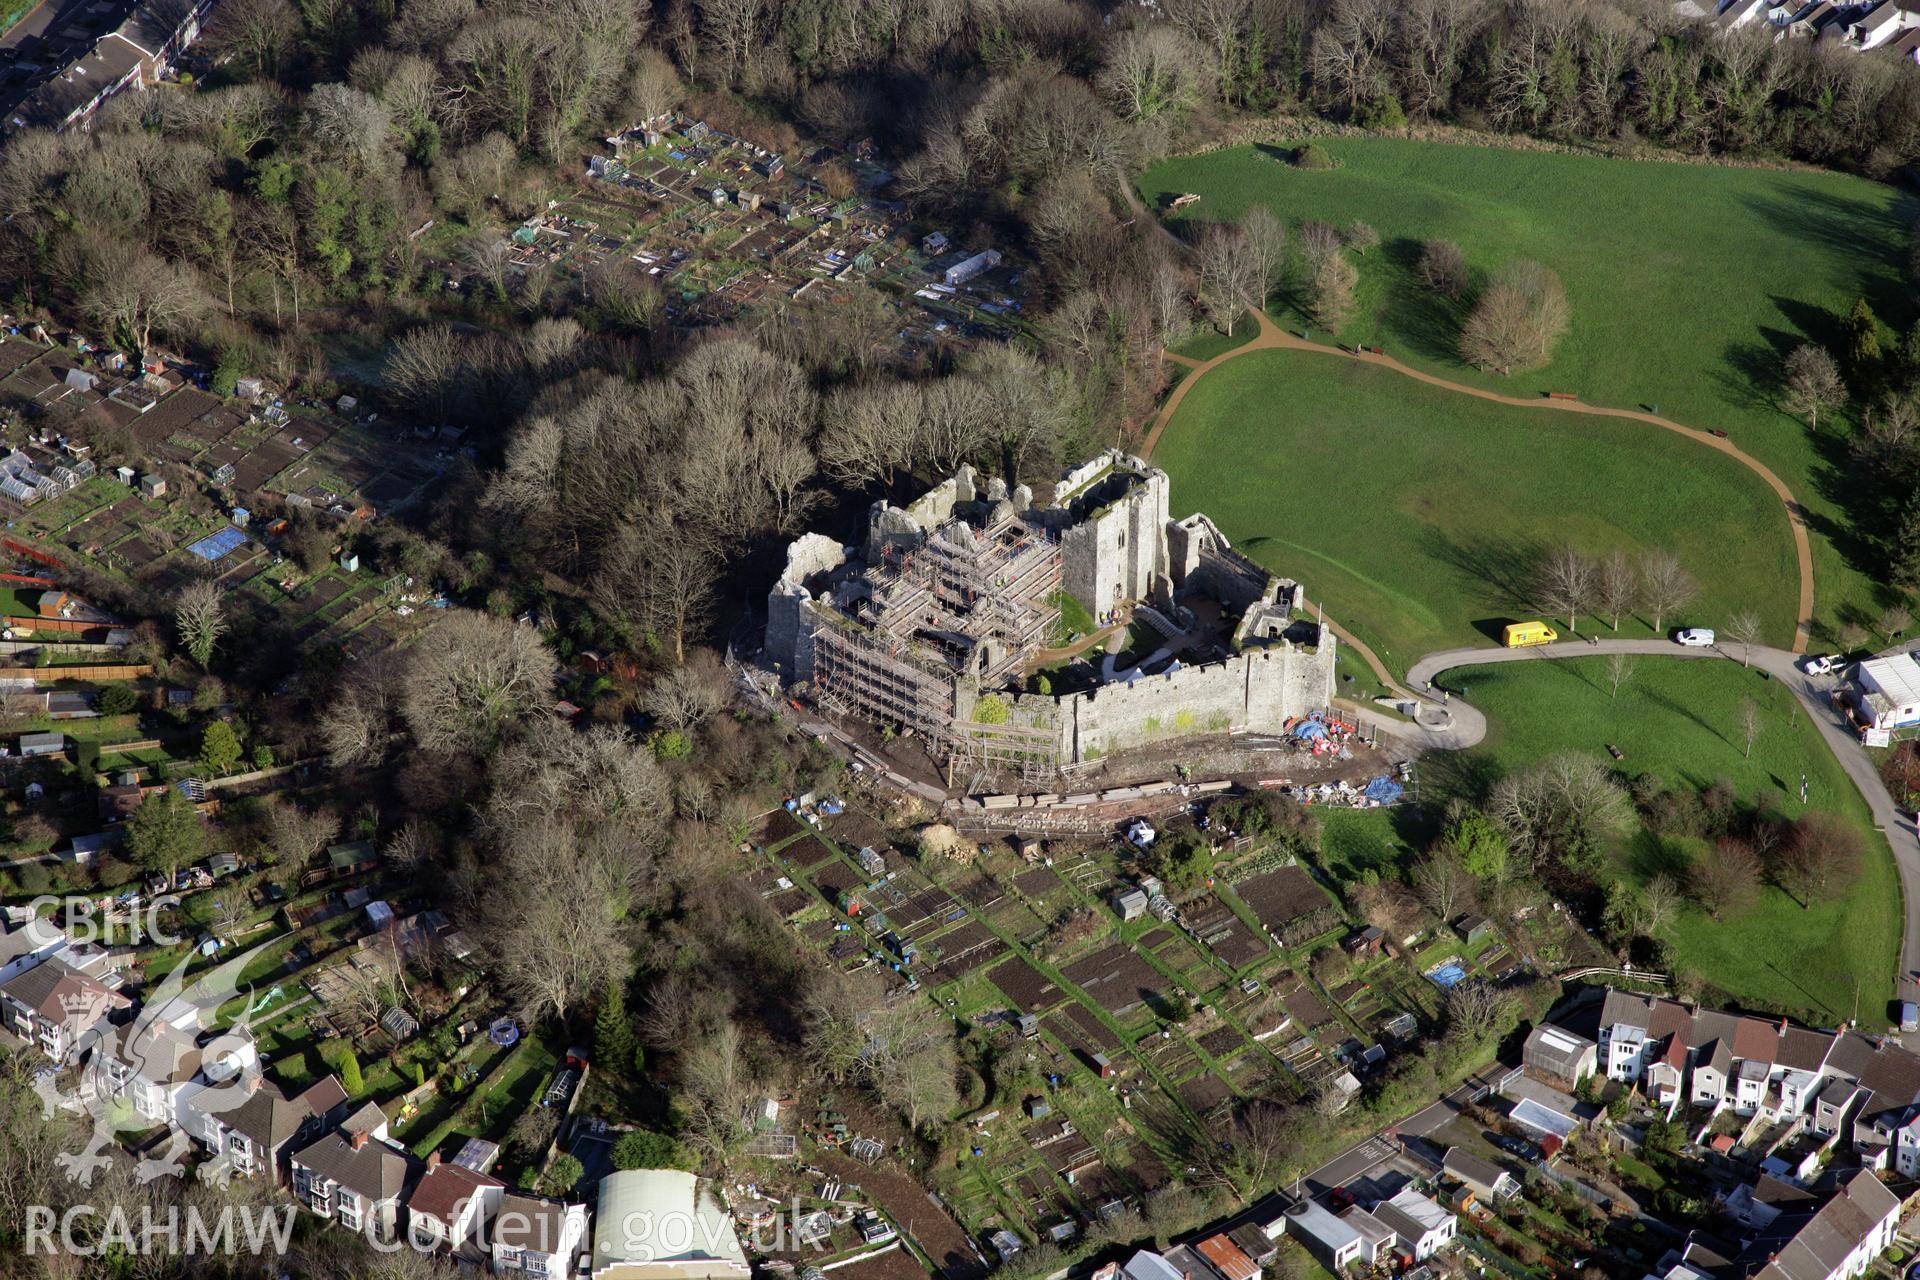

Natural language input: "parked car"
[1326,1187,1356,1210]
[1674,628,1716,647]
[1494,1135,1542,1161]
[1800,653,1845,676]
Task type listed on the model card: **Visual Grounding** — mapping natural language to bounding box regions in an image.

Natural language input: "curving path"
[1398,638,1920,986]
[1143,308,1817,654]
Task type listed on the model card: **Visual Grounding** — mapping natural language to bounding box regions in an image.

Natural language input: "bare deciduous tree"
[79,240,207,358]
[1444,981,1514,1042]
[207,879,252,941]
[1195,223,1261,335]
[1309,251,1359,330]
[1643,873,1682,937]
[592,513,719,666]
[1737,696,1763,758]
[1459,259,1568,376]
[1096,24,1207,122]
[1637,549,1698,633]
[1297,219,1343,277]
[1310,0,1395,109]
[1691,837,1761,919]
[1411,848,1474,921]
[1606,651,1636,701]
[382,325,465,423]
[1726,609,1763,667]
[1774,811,1864,907]
[173,579,227,669]
[1240,205,1287,306]
[322,654,399,769]
[303,82,394,170]
[260,799,337,872]
[1489,752,1634,869]
[206,0,299,79]
[480,818,638,1024]
[400,609,557,755]
[1784,344,1846,433]
[1596,549,1637,630]
[642,652,730,734]
[1417,239,1469,299]
[1533,545,1594,632]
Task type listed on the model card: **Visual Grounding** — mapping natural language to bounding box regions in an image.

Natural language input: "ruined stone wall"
[1167,513,1271,612]
[1060,468,1171,619]
[1061,639,1336,760]
[766,533,849,679]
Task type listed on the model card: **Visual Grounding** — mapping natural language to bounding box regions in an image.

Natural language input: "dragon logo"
[37,939,277,1187]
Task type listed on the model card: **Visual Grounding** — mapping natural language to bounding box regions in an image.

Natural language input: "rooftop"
[1859,652,1920,706]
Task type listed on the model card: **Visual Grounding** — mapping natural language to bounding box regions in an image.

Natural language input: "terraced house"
[1593,990,1920,1171]
[183,1071,349,1184]
[0,956,130,1061]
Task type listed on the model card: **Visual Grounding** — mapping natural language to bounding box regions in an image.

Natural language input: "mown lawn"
[1139,139,1920,640]
[1154,348,1798,665]
[1443,654,1900,1023]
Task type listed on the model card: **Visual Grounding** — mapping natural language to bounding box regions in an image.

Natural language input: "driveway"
[1402,637,1920,988]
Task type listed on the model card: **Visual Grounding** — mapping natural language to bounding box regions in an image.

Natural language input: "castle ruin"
[765,451,1337,780]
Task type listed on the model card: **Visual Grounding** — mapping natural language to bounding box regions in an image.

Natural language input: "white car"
[1674,628,1716,647]
[1800,653,1845,676]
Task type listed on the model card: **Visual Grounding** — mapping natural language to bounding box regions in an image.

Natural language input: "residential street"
[1398,638,1920,992]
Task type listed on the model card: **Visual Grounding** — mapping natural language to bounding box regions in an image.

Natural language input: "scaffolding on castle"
[810,620,954,743]
[805,509,1070,782]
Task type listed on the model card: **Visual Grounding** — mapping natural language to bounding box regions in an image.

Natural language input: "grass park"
[1140,137,1920,643]
[1153,347,1799,664]
[1444,655,1901,1023]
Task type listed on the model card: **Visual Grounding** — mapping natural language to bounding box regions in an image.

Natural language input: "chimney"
[350,1129,368,1150]
[426,1151,441,1171]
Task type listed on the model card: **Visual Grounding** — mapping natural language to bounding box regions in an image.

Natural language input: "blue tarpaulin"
[1362,776,1404,804]
[1291,720,1329,740]
[1427,963,1467,989]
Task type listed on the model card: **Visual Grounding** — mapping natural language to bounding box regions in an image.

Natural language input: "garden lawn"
[1446,654,1900,1023]
[1154,348,1798,664]
[407,1035,560,1165]
[1318,808,1416,881]
[1139,139,1920,639]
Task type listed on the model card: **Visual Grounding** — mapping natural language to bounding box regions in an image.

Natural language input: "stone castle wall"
[1060,467,1171,619]
[956,633,1336,765]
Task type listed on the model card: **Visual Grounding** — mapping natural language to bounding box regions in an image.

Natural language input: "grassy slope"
[1442,655,1899,1023]
[1139,140,1920,639]
[1155,348,1799,664]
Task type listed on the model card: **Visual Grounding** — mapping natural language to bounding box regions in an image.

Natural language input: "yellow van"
[1502,621,1559,648]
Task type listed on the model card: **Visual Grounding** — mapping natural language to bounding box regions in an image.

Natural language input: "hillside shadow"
[1380,236,1471,365]
[1626,828,1693,881]
[1421,530,1548,615]
[1413,744,1503,805]
[1644,686,1729,746]
[1712,327,1799,415]
[1736,187,1920,333]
